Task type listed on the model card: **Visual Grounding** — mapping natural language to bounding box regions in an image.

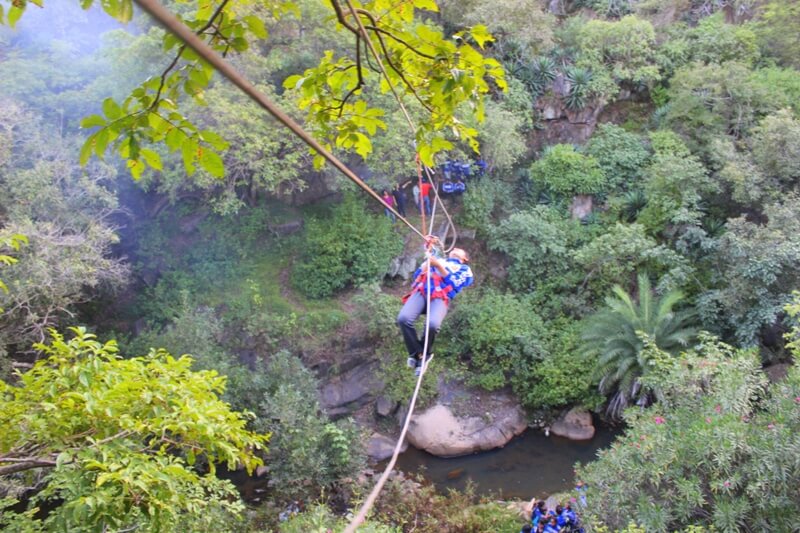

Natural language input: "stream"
[390,425,619,500]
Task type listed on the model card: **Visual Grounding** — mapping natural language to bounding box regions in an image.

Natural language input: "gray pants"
[396,291,448,357]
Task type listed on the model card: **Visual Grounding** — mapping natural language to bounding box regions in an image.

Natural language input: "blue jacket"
[410,258,473,301]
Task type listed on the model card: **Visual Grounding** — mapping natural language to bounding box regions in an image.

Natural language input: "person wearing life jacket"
[531,499,547,528]
[543,516,561,533]
[396,237,473,376]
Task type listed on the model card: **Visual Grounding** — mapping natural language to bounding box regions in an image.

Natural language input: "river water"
[391,425,619,500]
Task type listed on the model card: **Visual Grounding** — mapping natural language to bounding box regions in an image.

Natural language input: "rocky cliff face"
[530,73,607,153]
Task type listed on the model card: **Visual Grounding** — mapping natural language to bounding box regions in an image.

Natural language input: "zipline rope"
[340,3,460,529]
[132,0,426,241]
[130,3,455,530]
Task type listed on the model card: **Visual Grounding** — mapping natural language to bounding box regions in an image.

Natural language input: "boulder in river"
[366,432,407,462]
[550,407,595,441]
[406,401,527,457]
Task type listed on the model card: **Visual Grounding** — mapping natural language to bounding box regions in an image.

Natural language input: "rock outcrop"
[366,432,408,462]
[406,396,527,457]
[550,408,595,441]
[320,358,383,418]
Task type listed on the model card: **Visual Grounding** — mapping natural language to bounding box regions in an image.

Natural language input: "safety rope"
[132,0,426,241]
[340,3,457,529]
[129,3,456,530]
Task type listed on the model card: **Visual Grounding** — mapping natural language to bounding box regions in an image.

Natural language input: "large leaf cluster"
[530,144,607,197]
[581,273,697,418]
[0,328,269,532]
[444,290,547,391]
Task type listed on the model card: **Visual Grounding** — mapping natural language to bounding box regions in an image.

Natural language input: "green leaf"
[469,25,494,49]
[181,138,197,176]
[8,5,24,28]
[199,149,224,178]
[243,15,267,39]
[127,158,144,180]
[413,0,438,11]
[283,75,303,90]
[188,67,209,88]
[80,115,106,129]
[165,127,185,153]
[140,148,163,171]
[199,130,229,150]
[94,129,111,159]
[163,33,180,52]
[80,133,97,166]
[102,98,122,121]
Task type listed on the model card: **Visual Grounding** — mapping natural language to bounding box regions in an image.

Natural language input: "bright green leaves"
[199,147,224,177]
[65,1,292,180]
[459,24,494,49]
[0,327,270,531]
[282,2,505,168]
[0,233,27,301]
[79,60,233,178]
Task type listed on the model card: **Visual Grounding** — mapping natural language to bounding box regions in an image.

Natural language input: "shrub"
[577,334,800,531]
[293,193,403,298]
[489,205,581,292]
[584,123,649,191]
[530,144,608,197]
[513,319,602,411]
[254,351,365,499]
[443,290,548,391]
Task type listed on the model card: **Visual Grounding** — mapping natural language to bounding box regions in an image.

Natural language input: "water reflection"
[391,425,619,500]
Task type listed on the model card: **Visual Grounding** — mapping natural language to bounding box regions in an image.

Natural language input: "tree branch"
[0,458,58,476]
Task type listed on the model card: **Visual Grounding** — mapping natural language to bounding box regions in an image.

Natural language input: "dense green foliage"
[578,332,800,531]
[582,274,697,418]
[0,328,268,532]
[530,144,608,197]
[292,193,403,298]
[254,352,365,499]
[2,0,800,529]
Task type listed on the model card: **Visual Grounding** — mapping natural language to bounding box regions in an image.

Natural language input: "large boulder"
[406,401,527,457]
[366,432,408,462]
[550,408,595,441]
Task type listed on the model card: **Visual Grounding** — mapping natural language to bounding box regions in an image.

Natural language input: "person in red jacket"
[418,178,432,215]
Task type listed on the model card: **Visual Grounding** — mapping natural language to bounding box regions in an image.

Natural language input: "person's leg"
[397,291,425,357]
[419,298,448,356]
[424,196,431,215]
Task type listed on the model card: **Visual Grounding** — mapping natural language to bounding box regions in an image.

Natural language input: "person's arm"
[426,254,448,276]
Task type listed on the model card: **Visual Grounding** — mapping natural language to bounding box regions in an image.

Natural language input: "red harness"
[402,269,453,305]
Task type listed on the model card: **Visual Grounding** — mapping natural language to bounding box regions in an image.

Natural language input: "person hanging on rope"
[397,236,474,376]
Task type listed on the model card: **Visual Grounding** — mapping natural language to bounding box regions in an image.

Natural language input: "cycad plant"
[582,273,697,418]
[564,66,592,110]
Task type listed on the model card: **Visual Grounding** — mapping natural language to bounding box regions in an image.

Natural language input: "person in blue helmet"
[543,516,560,533]
[396,237,473,376]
